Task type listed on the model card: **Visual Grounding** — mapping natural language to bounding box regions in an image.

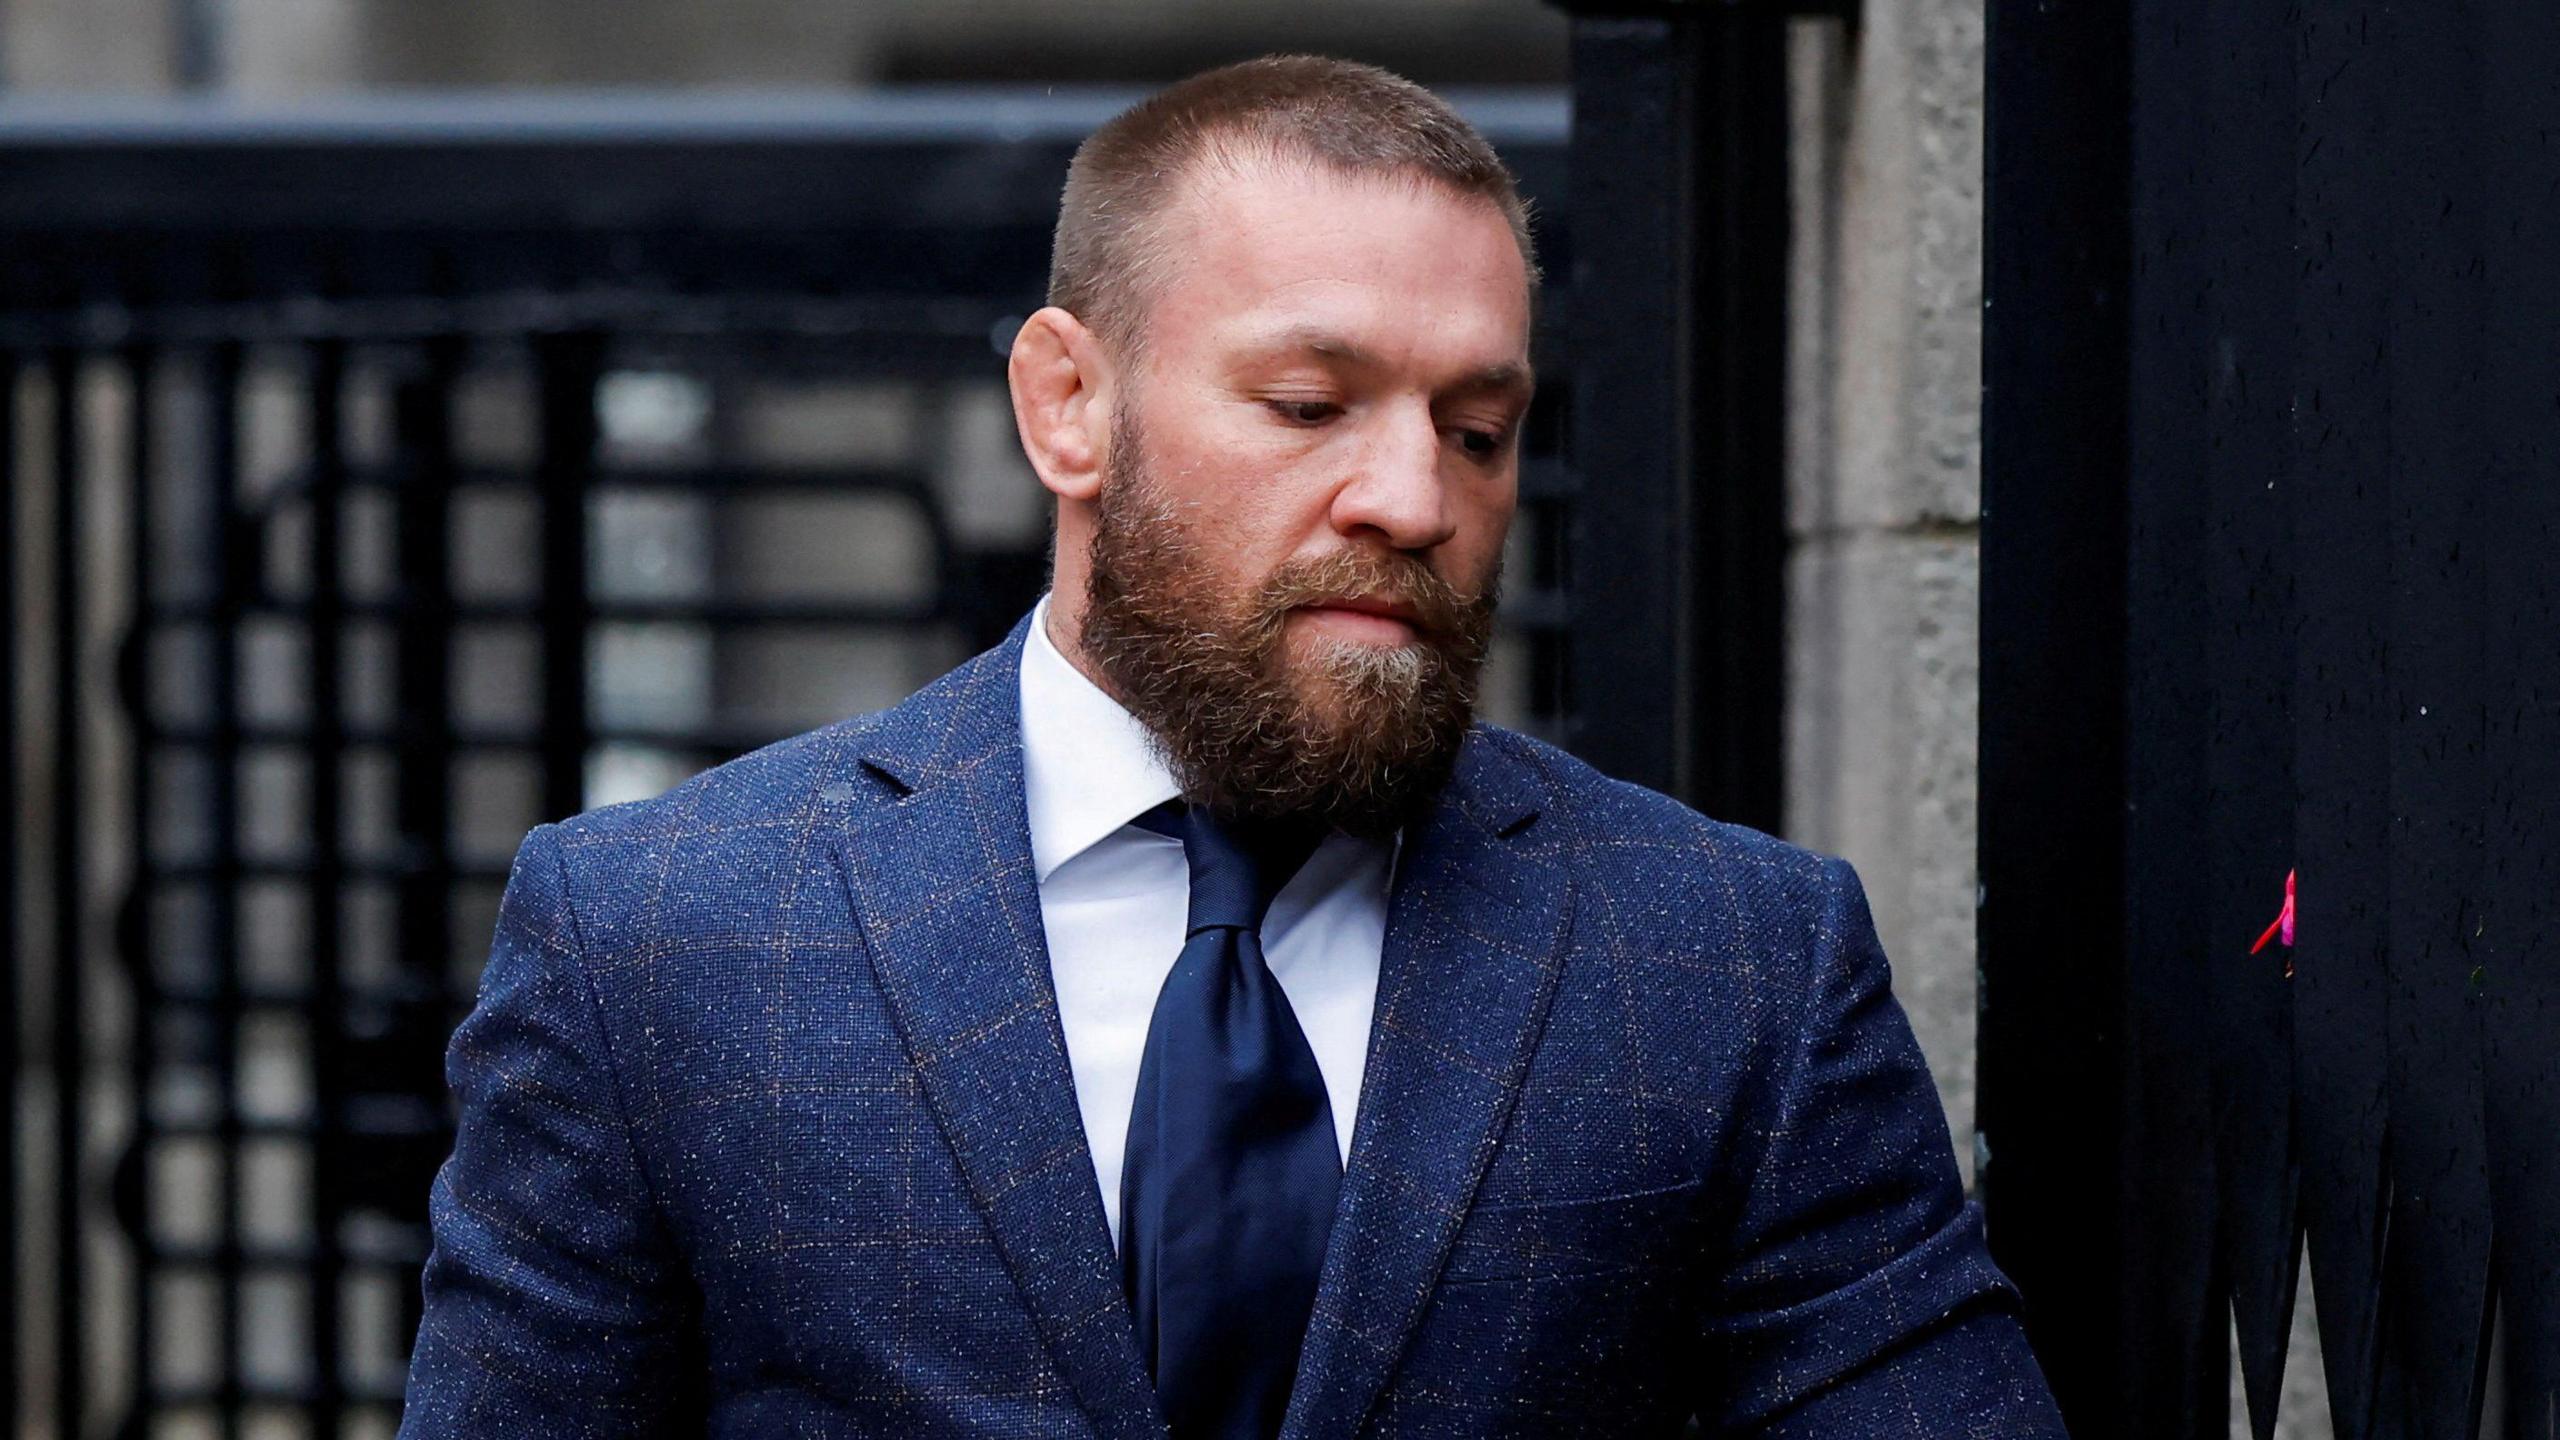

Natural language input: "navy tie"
[1121,802,1338,1440]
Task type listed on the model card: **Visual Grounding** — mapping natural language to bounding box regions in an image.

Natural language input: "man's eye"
[1456,428,1510,459]
[1269,400,1343,425]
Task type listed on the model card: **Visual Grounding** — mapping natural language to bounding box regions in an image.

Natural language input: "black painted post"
[1978,0,2136,1429]
[51,346,88,1440]
[204,340,247,1440]
[1984,1,2560,1434]
[387,340,463,1368]
[1544,0,1790,833]
[1,351,19,1440]
[2475,3,2560,1417]
[534,334,601,823]
[123,341,160,1440]
[305,337,348,1435]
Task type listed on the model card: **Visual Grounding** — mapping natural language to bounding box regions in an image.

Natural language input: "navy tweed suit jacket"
[400,616,2067,1437]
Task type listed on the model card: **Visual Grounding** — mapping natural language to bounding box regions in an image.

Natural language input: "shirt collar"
[1019,593,1183,883]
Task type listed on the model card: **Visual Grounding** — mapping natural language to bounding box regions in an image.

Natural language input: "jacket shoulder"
[545,624,1022,860]
[543,708,896,866]
[1472,724,1842,895]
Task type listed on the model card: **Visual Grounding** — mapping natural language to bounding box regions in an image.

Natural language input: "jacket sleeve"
[1693,856,2068,1438]
[399,823,702,1437]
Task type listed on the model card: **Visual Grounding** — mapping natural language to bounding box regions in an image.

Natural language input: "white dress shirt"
[1018,594,1391,1247]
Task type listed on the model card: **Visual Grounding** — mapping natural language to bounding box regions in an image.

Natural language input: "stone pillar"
[1782,1,1985,1187]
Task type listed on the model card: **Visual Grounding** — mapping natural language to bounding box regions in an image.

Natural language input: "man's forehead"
[1166,150,1511,257]
[1147,156,1534,365]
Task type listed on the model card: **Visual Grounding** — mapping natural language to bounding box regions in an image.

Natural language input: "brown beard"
[1078,406,1500,839]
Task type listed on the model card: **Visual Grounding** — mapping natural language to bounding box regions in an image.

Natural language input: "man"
[401,55,2067,1439]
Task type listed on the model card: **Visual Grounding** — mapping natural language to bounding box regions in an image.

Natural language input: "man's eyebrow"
[1245,326,1535,397]
[1454,358,1536,398]
[1242,326,1377,369]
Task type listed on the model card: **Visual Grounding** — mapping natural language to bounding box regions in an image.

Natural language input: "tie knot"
[1137,801,1320,934]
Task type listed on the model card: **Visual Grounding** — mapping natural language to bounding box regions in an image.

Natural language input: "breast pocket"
[1439,1174,1708,1288]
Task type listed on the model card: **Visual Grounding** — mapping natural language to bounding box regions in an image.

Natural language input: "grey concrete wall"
[1781,4,1985,1186]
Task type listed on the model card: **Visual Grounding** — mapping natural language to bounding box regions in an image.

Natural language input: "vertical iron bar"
[2189,5,2302,1424]
[1978,0,2134,1431]
[2376,8,2497,1424]
[1557,14,1700,798]
[1690,4,1789,835]
[1,351,21,1440]
[1551,3,1787,832]
[390,340,459,1364]
[2113,0,2232,1427]
[124,342,160,1438]
[2476,0,2560,1419]
[305,339,348,1435]
[2287,3,2397,1418]
[51,345,88,1440]
[204,340,245,1440]
[534,335,599,821]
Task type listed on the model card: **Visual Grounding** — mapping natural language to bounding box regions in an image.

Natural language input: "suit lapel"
[1280,732,1574,1440]
[831,622,1165,1440]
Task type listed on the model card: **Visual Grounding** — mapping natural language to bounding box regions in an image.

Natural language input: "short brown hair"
[1047,54,1540,361]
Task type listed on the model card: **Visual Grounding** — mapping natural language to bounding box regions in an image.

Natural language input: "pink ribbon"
[2252,868,2297,974]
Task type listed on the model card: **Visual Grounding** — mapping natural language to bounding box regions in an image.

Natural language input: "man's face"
[1077,156,1535,835]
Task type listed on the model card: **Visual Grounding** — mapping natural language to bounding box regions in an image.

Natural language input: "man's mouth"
[1291,595,1426,644]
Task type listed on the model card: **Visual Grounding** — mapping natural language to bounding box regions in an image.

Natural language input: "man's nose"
[1330,404,1456,551]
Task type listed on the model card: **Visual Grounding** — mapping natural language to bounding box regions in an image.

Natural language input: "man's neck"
[1038,584,1139,716]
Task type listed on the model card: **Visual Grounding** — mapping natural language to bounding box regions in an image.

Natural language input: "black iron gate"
[0,92,1584,1438]
[1981,3,2560,1437]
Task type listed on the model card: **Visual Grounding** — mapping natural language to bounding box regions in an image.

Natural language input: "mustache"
[1251,547,1481,640]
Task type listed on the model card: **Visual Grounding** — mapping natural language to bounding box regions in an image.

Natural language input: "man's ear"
[1007,306,1115,504]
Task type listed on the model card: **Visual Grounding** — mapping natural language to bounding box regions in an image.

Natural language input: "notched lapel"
[1280,732,1574,1440]
[831,632,1165,1440]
